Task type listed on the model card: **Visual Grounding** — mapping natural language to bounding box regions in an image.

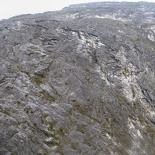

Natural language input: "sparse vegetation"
[1,1,155,155]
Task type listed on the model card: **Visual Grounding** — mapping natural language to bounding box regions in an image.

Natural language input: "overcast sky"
[0,0,154,20]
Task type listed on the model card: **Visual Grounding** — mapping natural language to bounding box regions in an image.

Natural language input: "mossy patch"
[40,90,56,103]
[30,75,43,86]
[17,65,30,77]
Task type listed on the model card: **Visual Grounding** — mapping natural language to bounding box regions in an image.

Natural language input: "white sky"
[0,0,154,20]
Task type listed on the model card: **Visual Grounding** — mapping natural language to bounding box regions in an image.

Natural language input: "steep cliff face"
[1,2,155,155]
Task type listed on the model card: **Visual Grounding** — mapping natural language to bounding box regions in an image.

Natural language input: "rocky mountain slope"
[1,2,155,155]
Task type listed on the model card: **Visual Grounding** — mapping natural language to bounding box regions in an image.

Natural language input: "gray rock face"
[1,2,155,155]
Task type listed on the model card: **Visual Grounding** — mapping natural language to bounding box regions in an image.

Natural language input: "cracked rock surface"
[1,2,155,155]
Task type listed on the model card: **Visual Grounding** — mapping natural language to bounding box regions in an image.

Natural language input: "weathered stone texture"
[1,2,155,155]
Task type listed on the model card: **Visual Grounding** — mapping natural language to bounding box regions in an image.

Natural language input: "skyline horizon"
[0,0,154,20]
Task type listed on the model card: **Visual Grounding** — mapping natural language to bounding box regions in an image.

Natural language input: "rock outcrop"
[1,2,155,155]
